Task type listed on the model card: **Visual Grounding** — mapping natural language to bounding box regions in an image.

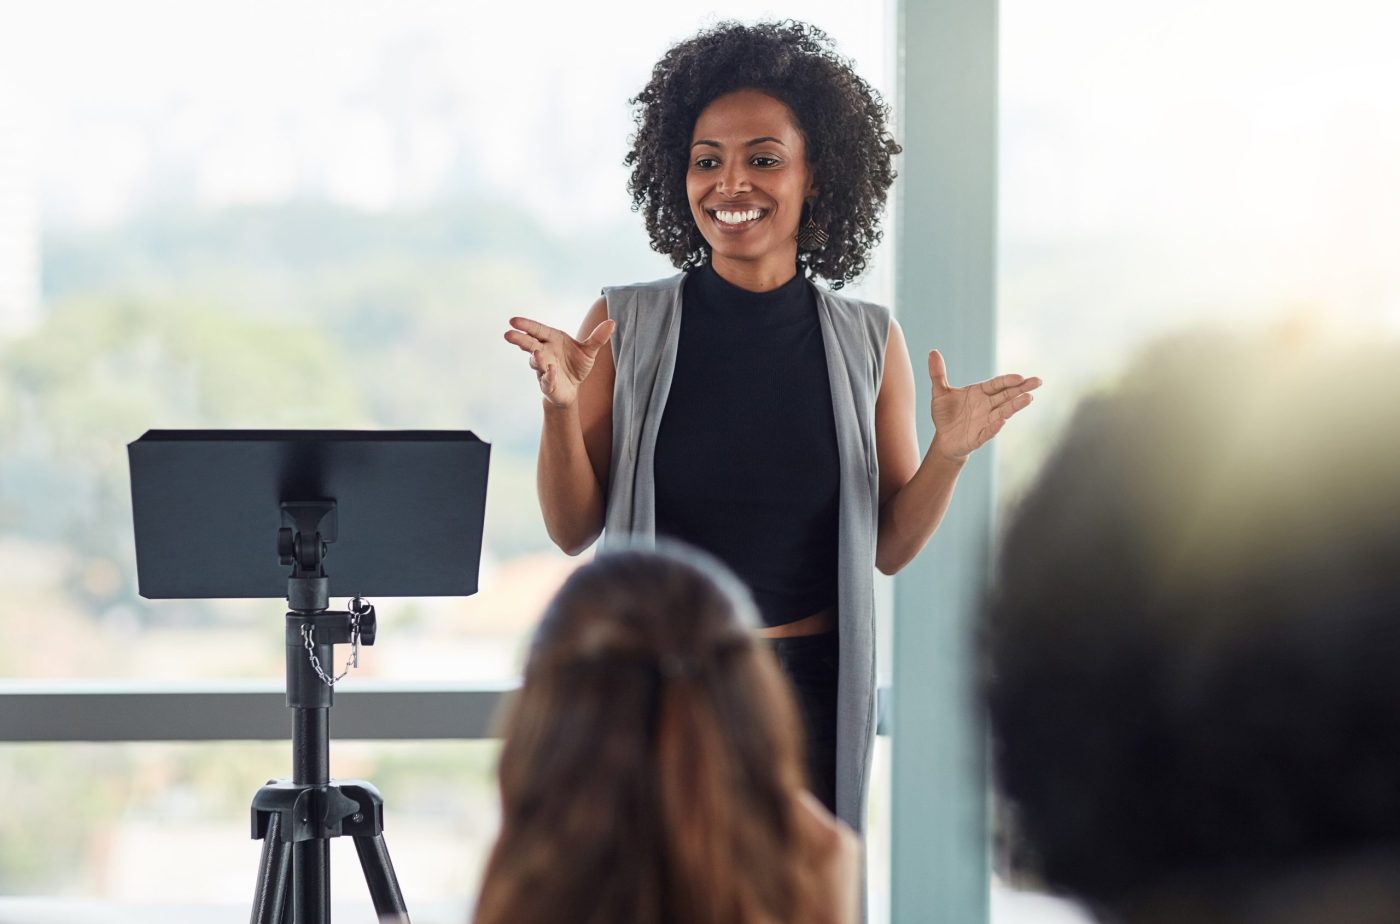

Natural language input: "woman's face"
[687,88,814,277]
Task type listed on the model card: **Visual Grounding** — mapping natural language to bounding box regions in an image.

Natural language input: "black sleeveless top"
[653,263,841,627]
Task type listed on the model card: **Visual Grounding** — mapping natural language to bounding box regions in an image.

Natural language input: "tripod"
[129,431,490,921]
[249,504,411,924]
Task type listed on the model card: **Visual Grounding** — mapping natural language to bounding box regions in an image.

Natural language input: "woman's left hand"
[928,349,1042,460]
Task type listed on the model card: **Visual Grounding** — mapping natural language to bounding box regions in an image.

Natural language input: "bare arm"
[873,319,1041,574]
[504,297,615,555]
[874,319,962,574]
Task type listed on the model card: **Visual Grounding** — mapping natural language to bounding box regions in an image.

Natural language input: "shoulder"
[792,791,862,924]
[597,273,687,357]
[812,281,891,331]
[600,274,686,331]
[812,281,892,370]
[601,272,687,310]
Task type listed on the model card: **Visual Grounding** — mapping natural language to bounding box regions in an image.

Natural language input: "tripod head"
[278,500,337,613]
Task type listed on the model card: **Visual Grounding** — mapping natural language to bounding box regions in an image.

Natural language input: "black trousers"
[767,629,840,815]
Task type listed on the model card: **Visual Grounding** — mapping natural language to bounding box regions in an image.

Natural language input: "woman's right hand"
[505,315,616,409]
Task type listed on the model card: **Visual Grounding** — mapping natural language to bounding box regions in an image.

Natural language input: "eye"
[693,156,719,170]
[751,155,781,168]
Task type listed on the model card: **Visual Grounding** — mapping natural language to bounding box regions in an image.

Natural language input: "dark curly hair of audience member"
[625,20,901,288]
[983,330,1400,922]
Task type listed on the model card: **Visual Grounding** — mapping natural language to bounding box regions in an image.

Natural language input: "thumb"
[928,349,951,394]
[581,318,616,353]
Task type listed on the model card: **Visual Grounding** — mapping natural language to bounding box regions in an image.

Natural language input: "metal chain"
[301,597,366,687]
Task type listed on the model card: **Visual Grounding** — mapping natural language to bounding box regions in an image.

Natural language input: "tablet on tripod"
[129,428,490,924]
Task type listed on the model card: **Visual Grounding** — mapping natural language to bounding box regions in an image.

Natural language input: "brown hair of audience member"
[472,545,817,924]
[984,328,1400,924]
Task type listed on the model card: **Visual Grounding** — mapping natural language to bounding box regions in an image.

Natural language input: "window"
[0,2,897,919]
[998,0,1400,502]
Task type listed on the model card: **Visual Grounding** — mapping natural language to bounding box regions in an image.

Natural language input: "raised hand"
[505,315,616,409]
[928,349,1041,460]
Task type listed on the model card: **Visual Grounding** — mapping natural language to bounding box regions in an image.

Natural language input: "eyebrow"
[690,136,789,149]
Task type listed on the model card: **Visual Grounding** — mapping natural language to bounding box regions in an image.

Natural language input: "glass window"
[0,1,892,685]
[999,0,1400,503]
[0,2,895,920]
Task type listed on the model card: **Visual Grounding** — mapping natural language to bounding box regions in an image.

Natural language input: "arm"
[873,318,1041,574]
[873,319,962,574]
[504,297,615,555]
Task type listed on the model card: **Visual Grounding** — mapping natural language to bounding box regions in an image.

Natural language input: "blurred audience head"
[473,543,814,924]
[984,329,1400,924]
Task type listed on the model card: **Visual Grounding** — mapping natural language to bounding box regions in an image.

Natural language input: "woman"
[504,21,1039,828]
[472,545,860,924]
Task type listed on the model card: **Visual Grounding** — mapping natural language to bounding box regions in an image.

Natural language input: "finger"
[980,372,1025,394]
[982,373,1045,396]
[990,379,1043,409]
[540,363,556,395]
[582,318,616,350]
[509,316,558,340]
[928,350,951,393]
[505,330,546,354]
[529,350,545,374]
[992,375,1043,397]
[998,392,1034,419]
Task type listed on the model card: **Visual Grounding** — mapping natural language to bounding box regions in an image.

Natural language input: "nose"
[717,161,751,197]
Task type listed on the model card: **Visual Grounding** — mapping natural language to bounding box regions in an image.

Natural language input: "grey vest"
[601,272,889,830]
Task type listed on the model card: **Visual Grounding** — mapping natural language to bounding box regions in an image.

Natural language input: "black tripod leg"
[250,814,292,924]
[294,839,332,924]
[354,835,411,922]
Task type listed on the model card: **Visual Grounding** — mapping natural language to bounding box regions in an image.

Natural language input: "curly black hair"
[984,331,1400,917]
[625,20,901,289]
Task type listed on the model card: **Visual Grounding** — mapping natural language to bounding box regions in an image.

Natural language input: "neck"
[709,251,800,293]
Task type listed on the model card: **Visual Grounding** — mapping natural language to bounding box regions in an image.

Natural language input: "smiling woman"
[624,21,899,288]
[502,19,1042,836]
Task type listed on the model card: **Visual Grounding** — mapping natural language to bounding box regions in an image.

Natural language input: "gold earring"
[797,201,829,251]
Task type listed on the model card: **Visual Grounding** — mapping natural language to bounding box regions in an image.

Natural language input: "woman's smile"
[708,206,769,232]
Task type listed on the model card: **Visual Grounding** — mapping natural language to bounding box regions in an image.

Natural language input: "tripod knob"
[277,528,296,565]
[350,597,378,646]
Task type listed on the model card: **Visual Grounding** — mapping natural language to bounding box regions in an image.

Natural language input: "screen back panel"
[129,430,489,599]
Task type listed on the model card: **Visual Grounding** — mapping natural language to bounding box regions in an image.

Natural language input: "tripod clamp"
[300,597,376,687]
[252,777,388,843]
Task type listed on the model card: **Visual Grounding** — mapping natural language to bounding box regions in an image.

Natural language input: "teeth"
[715,209,763,225]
